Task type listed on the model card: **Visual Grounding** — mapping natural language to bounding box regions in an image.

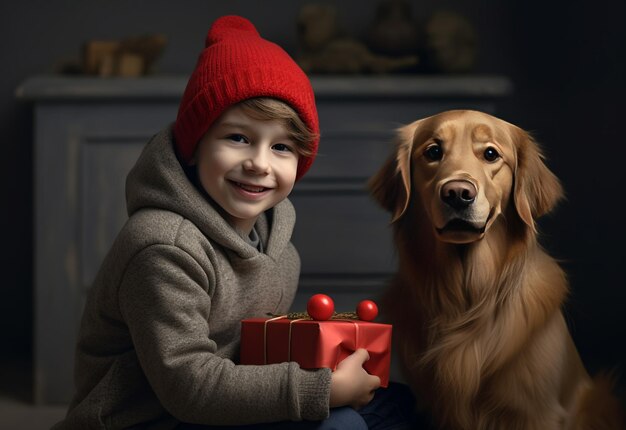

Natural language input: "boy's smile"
[229,180,272,199]
[192,104,299,235]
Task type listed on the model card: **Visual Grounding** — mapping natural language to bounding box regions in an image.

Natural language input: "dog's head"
[369,110,563,244]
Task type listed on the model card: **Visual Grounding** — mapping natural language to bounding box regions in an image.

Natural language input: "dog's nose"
[441,180,477,210]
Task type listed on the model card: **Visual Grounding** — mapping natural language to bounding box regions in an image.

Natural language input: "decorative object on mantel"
[364,0,420,58]
[83,34,167,77]
[296,3,418,74]
[423,10,477,73]
[58,34,167,77]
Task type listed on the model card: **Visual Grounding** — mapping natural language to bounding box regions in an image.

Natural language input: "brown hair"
[238,98,318,158]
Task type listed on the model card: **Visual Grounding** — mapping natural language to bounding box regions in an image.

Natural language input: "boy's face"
[193,104,299,234]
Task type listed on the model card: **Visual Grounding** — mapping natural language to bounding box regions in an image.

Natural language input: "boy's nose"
[243,149,271,174]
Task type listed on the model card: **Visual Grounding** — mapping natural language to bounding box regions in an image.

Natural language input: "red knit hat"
[174,15,319,181]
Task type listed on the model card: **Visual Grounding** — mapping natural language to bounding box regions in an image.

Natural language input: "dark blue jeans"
[177,382,424,429]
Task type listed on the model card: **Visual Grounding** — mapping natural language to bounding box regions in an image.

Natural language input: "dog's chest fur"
[386,216,570,428]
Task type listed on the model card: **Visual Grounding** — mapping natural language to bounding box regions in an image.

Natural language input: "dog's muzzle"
[440,180,477,210]
[435,179,494,240]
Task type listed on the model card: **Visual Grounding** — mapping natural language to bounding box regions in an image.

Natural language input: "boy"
[54,15,414,430]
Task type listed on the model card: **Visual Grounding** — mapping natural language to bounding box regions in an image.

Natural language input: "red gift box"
[240,316,392,387]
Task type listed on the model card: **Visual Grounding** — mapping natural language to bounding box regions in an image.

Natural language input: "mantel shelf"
[16,74,513,102]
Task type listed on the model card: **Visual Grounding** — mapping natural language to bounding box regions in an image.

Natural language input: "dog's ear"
[368,121,419,222]
[511,126,564,231]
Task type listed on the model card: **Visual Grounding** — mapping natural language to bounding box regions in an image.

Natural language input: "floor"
[0,357,67,430]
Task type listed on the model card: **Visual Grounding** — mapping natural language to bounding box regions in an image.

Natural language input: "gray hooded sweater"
[54,127,331,429]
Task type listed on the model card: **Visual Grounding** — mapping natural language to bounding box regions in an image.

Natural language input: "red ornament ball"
[356,300,378,321]
[307,294,335,321]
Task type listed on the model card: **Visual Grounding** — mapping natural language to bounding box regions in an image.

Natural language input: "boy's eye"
[227,134,248,144]
[272,143,293,153]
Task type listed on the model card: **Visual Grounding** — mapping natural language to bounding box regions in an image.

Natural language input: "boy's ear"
[511,126,564,231]
[368,121,419,222]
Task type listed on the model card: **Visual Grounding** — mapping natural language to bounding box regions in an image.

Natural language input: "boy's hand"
[329,348,381,410]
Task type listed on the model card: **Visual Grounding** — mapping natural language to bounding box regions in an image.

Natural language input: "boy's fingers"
[370,375,381,390]
[354,382,378,410]
[353,348,370,364]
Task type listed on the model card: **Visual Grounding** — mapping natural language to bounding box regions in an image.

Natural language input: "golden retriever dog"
[369,110,624,429]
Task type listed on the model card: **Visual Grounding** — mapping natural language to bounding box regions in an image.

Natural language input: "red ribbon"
[262,316,360,366]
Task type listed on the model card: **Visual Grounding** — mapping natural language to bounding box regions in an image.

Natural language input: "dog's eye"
[424,144,443,161]
[484,147,500,162]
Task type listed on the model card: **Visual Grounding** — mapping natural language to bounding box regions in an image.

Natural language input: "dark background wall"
[1,0,624,399]
[505,0,626,383]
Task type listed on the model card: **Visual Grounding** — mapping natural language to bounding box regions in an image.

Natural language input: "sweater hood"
[125,126,296,259]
